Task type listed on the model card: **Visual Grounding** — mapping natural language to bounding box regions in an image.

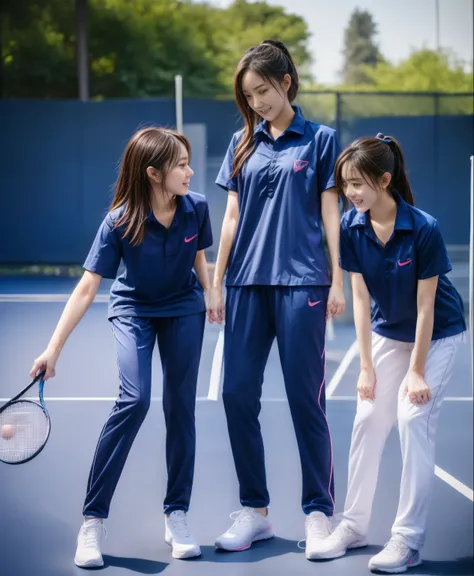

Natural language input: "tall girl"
[208,40,345,559]
[312,134,466,573]
[30,127,213,566]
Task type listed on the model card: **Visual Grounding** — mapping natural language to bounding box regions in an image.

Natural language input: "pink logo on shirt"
[184,234,198,243]
[308,299,321,307]
[294,160,309,173]
[398,258,412,267]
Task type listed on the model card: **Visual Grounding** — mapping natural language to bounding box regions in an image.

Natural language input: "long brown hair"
[334,133,415,207]
[111,127,191,245]
[232,39,299,178]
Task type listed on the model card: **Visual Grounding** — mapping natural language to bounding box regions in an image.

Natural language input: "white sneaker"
[165,511,201,559]
[214,508,274,552]
[74,519,106,568]
[302,511,333,560]
[306,520,367,560]
[369,536,422,573]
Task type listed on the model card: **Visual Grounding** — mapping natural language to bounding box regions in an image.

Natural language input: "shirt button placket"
[268,148,277,198]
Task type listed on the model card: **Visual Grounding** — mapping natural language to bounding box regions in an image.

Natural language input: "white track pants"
[342,331,464,550]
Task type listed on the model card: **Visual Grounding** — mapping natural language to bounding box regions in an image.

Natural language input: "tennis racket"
[0,372,51,465]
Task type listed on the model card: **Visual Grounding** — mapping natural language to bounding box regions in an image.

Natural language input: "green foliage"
[363,49,473,93]
[1,0,312,98]
[300,48,473,122]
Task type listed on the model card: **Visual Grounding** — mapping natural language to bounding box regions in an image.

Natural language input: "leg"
[343,334,411,536]
[157,312,205,515]
[222,287,275,509]
[274,286,334,516]
[82,316,155,519]
[392,333,463,550]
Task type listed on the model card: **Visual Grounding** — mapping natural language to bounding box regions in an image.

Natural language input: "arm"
[404,276,438,404]
[351,272,376,400]
[321,188,345,317]
[30,270,102,379]
[208,191,239,324]
[213,191,239,288]
[194,249,211,294]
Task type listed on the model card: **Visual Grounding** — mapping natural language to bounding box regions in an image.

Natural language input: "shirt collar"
[349,192,413,231]
[253,105,306,139]
[146,194,193,223]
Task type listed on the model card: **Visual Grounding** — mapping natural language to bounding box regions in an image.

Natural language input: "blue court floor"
[0,277,472,576]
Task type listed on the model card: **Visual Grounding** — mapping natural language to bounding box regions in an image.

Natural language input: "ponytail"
[381,135,415,206]
[231,40,299,179]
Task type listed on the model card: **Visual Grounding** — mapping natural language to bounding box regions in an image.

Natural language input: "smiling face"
[241,69,291,123]
[164,142,194,197]
[341,162,392,213]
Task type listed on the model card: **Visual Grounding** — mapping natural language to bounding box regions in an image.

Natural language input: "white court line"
[0,294,108,303]
[1,396,471,403]
[322,337,474,502]
[0,396,211,402]
[435,465,474,501]
[2,395,472,499]
[325,340,359,398]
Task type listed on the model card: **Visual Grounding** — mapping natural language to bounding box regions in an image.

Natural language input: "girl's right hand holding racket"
[30,348,59,380]
[208,286,225,325]
[357,367,376,401]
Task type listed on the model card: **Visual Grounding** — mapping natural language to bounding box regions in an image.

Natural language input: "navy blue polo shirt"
[340,194,466,342]
[216,106,340,286]
[84,191,213,319]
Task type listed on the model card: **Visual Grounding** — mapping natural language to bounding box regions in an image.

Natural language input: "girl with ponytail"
[208,39,345,560]
[313,134,466,573]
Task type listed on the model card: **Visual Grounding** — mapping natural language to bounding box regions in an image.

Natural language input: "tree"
[2,0,77,98]
[363,49,473,93]
[342,8,382,85]
[1,0,312,99]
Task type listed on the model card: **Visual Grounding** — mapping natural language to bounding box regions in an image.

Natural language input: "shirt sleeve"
[215,132,240,192]
[317,128,341,193]
[83,215,122,279]
[339,222,362,273]
[416,219,452,280]
[198,202,213,250]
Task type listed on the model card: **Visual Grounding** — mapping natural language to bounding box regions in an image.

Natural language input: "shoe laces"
[82,521,106,548]
[229,507,259,530]
[168,511,191,538]
[384,537,409,555]
[297,512,330,550]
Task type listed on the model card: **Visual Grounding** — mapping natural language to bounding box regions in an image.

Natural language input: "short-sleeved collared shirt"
[84,192,213,319]
[216,106,340,287]
[340,194,466,342]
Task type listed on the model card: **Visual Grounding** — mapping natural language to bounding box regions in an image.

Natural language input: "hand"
[207,285,225,325]
[30,348,59,380]
[403,371,432,405]
[327,284,345,320]
[357,367,376,401]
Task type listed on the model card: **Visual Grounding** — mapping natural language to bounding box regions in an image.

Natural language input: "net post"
[175,75,183,134]
[470,156,473,393]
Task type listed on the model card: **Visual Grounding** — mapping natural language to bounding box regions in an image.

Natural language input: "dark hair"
[334,133,414,207]
[111,127,191,246]
[232,39,299,178]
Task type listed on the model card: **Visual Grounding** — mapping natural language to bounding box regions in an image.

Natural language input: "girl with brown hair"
[208,40,345,559]
[30,127,213,566]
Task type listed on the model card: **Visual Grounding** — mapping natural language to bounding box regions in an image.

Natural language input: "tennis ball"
[1,424,15,440]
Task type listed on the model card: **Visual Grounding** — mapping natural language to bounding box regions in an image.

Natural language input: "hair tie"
[376,132,392,144]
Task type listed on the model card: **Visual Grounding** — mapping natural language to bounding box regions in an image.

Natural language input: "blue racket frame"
[0,372,51,465]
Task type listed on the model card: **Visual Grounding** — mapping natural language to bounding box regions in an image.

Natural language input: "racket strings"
[0,401,50,463]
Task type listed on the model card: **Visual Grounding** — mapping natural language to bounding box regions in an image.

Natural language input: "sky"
[208,0,474,84]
